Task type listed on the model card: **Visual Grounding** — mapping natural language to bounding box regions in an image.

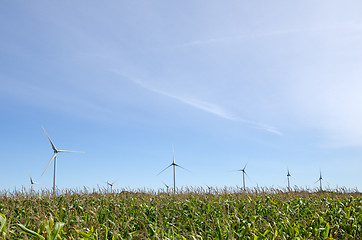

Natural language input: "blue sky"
[1,1,362,192]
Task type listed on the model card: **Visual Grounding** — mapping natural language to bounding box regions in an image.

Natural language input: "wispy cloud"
[172,24,362,49]
[112,70,281,135]
[172,29,298,48]
[178,37,228,48]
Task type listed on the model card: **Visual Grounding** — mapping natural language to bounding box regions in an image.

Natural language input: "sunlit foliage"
[0,187,360,239]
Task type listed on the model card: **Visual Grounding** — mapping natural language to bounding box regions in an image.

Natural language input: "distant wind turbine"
[315,169,324,191]
[28,173,41,193]
[206,185,212,194]
[41,126,83,194]
[236,163,249,191]
[162,181,170,193]
[105,178,120,192]
[157,146,189,194]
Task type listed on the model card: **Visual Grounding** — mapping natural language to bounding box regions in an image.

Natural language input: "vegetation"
[0,187,360,239]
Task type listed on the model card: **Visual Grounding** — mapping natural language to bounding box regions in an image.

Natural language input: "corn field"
[0,187,361,239]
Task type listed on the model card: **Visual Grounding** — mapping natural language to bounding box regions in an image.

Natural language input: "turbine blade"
[112,178,120,185]
[243,171,253,183]
[175,164,191,172]
[58,150,84,153]
[42,153,57,176]
[243,162,248,170]
[28,172,33,183]
[287,166,291,176]
[157,164,173,176]
[42,126,57,152]
[314,179,320,184]
[162,181,168,187]
[246,174,253,184]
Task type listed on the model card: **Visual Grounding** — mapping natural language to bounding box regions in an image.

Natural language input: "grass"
[0,187,361,239]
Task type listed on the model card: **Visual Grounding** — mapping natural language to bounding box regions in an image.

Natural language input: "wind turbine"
[315,169,324,191]
[235,163,249,191]
[28,173,41,193]
[41,126,83,194]
[206,184,212,194]
[157,146,189,194]
[105,178,120,192]
[162,181,170,193]
[286,167,292,190]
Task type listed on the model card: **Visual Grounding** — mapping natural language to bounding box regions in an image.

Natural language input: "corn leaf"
[18,224,45,240]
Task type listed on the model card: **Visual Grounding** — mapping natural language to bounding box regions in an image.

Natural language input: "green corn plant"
[18,224,45,240]
[18,215,65,240]
[0,213,8,239]
[0,188,360,238]
[75,226,96,240]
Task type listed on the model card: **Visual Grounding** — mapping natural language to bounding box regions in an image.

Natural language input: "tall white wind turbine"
[237,163,249,191]
[157,146,189,194]
[41,126,83,194]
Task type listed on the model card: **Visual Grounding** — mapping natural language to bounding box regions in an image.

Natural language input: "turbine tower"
[287,167,292,189]
[157,146,189,194]
[237,163,248,191]
[41,126,83,194]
